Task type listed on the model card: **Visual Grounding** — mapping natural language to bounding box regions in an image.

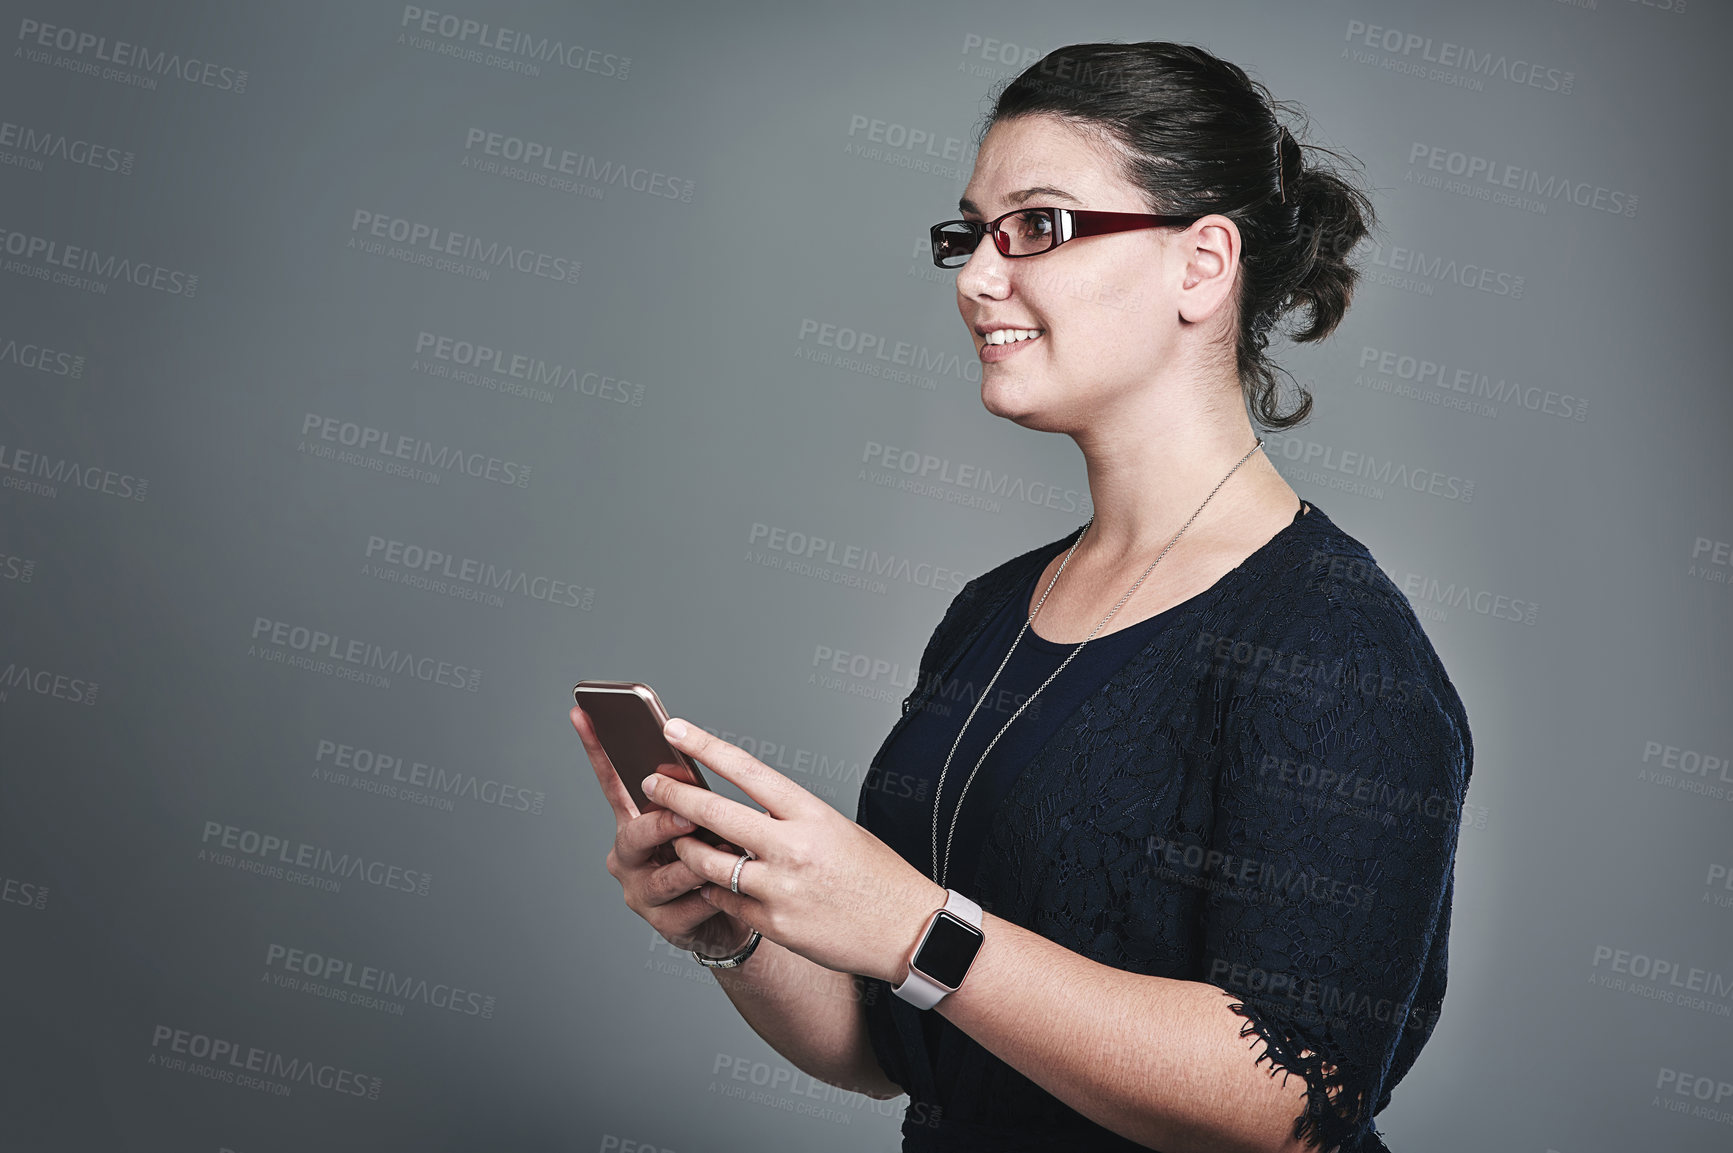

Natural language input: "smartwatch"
[893,889,984,1009]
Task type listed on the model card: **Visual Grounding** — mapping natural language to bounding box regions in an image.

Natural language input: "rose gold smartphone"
[573,680,732,849]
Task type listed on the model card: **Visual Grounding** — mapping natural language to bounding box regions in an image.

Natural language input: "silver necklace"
[928,437,1267,889]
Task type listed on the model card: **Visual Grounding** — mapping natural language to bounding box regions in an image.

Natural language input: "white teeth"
[984,328,1043,345]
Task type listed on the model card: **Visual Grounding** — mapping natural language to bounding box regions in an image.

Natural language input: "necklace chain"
[928,437,1267,890]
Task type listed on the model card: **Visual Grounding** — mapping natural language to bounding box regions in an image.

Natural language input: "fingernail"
[664,718,688,740]
[642,774,658,797]
[673,814,695,830]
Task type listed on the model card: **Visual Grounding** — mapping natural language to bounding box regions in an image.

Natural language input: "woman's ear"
[1175,216,1240,326]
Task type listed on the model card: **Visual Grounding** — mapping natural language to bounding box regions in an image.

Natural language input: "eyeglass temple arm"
[1063,209,1194,240]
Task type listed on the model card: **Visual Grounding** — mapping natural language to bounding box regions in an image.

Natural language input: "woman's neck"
[1068,393,1296,565]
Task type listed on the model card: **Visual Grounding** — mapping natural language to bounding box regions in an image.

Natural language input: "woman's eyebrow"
[957,185,1082,215]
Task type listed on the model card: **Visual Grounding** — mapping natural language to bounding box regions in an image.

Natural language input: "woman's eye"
[1014,212,1051,238]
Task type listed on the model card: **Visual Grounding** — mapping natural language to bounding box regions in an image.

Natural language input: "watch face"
[914,911,983,989]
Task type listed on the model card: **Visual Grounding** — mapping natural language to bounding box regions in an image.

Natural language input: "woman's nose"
[955,238,1010,298]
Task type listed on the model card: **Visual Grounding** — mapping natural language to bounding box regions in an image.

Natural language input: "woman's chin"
[980,376,1029,417]
[981,379,1061,430]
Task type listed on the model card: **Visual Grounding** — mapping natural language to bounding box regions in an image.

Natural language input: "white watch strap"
[893,889,983,1009]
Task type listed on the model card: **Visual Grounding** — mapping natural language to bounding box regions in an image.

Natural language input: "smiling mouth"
[981,329,1045,347]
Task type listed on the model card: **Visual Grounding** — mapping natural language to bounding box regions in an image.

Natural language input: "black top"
[900,558,1191,893]
[856,501,1472,1153]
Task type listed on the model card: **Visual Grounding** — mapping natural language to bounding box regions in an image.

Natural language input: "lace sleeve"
[1197,615,1469,1152]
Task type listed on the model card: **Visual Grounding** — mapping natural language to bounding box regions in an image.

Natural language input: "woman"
[572,41,1471,1153]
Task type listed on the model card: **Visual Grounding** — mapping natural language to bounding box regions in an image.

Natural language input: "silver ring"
[729,850,753,894]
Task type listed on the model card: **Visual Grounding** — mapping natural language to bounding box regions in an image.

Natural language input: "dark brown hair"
[982,42,1378,429]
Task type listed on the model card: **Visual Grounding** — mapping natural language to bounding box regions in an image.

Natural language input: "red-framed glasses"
[929,206,1201,268]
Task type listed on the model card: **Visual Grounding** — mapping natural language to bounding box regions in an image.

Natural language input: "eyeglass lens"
[932,209,1057,267]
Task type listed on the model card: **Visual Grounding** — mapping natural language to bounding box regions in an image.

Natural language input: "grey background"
[2,0,1730,1151]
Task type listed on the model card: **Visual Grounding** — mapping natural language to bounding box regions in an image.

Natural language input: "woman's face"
[954,114,1235,434]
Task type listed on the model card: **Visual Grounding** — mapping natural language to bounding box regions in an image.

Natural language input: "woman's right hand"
[570,705,757,961]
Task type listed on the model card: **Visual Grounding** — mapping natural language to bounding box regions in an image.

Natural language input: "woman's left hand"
[644,718,948,985]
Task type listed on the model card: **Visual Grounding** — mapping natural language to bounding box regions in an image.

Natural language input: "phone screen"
[576,683,730,848]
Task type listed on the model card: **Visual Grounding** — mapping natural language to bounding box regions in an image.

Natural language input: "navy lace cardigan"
[855,501,1473,1152]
